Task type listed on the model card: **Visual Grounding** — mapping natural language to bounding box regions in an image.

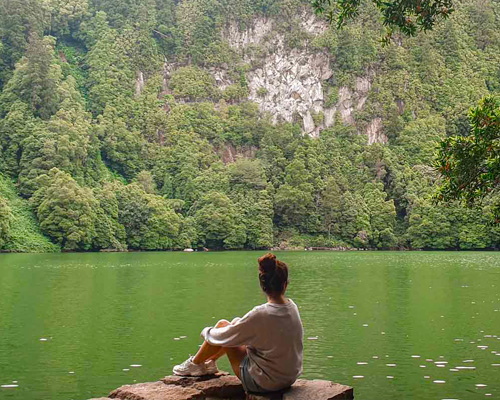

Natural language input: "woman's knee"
[230,317,241,325]
[215,319,230,328]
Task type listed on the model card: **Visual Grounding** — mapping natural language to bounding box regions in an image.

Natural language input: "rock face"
[89,372,353,400]
[160,10,385,143]
[222,13,332,137]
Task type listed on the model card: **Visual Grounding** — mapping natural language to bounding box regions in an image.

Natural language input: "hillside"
[0,0,499,251]
[0,175,59,252]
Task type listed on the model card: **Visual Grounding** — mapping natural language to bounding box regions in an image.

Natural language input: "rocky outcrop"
[219,143,258,164]
[88,372,353,400]
[366,118,387,145]
[159,10,386,143]
[221,12,332,137]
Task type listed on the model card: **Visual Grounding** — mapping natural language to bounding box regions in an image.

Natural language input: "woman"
[173,253,303,394]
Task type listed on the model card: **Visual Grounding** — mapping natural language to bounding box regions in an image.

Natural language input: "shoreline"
[1,247,499,254]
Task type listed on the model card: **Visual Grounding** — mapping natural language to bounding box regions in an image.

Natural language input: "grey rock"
[366,118,387,145]
[109,381,203,400]
[283,379,354,400]
[99,372,353,400]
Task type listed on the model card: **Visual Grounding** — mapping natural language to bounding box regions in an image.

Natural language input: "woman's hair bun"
[258,253,277,273]
[257,253,288,296]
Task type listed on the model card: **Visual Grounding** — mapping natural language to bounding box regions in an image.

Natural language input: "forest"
[0,0,499,252]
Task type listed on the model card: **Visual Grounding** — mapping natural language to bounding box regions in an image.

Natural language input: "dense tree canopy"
[0,0,498,251]
[436,96,500,219]
[0,193,12,248]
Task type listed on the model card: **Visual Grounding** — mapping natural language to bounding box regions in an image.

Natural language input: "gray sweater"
[201,299,303,391]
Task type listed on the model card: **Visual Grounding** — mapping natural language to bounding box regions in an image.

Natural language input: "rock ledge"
[89,372,353,400]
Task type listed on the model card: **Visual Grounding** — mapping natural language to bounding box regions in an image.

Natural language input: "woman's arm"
[201,308,260,347]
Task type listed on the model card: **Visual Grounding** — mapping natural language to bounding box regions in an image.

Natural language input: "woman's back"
[245,300,303,391]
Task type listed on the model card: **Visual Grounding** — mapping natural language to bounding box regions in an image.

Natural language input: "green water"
[0,251,499,400]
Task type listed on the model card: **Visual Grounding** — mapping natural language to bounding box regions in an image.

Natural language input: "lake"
[0,251,499,400]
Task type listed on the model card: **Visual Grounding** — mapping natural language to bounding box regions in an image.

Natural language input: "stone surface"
[283,379,353,400]
[366,118,387,145]
[99,372,353,400]
[109,381,203,400]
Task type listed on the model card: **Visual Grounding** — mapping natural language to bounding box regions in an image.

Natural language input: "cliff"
[160,10,385,143]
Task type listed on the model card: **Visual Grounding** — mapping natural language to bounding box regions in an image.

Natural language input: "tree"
[95,106,145,180]
[312,0,454,42]
[0,194,12,248]
[319,176,342,238]
[86,28,134,115]
[194,191,246,249]
[406,197,458,249]
[274,158,315,230]
[114,182,181,250]
[0,34,61,119]
[363,182,397,248]
[32,168,97,250]
[436,96,500,219]
[18,77,99,196]
[0,0,46,87]
[169,66,218,101]
[0,101,35,177]
[92,186,127,250]
[45,0,89,36]
[396,115,445,165]
[228,158,274,248]
[135,170,157,194]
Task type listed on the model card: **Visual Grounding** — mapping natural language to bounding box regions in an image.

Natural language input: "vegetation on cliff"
[0,0,499,251]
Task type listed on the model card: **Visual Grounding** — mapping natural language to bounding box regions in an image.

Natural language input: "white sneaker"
[205,359,218,375]
[173,356,209,376]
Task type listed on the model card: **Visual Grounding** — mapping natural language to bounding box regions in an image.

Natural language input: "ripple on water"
[1,385,18,388]
[434,380,446,384]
